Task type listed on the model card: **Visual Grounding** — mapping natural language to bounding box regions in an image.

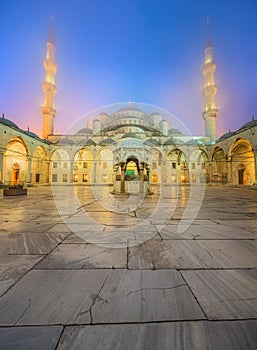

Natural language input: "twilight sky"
[1,0,257,138]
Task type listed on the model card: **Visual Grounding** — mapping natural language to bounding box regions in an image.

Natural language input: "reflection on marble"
[158,223,257,240]
[1,186,257,348]
[0,255,43,296]
[128,240,257,269]
[0,232,68,254]
[36,243,127,269]
[0,326,63,350]
[58,320,257,350]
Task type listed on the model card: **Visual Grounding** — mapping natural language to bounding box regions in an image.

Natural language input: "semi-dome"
[0,117,20,129]
[116,106,143,113]
[121,132,140,139]
[120,139,144,148]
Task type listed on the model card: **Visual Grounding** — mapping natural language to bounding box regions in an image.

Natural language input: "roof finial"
[206,16,212,48]
[48,15,55,45]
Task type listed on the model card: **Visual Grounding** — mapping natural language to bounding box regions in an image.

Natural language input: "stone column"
[161,160,167,184]
[46,161,50,183]
[93,159,97,184]
[70,161,74,183]
[0,152,3,182]
[253,150,257,186]
[209,162,213,183]
[226,156,232,183]
[113,165,118,193]
[120,164,125,193]
[139,164,144,193]
[27,156,32,185]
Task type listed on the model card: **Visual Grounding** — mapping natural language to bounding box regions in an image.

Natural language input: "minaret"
[202,18,218,141]
[41,18,57,139]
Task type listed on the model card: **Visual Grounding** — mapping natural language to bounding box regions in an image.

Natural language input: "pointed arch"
[4,137,29,184]
[230,139,254,185]
[32,145,48,184]
[73,148,94,183]
[96,148,113,184]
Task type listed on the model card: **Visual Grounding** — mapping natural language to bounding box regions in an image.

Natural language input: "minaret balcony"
[203,109,218,120]
[40,105,56,117]
[42,82,57,95]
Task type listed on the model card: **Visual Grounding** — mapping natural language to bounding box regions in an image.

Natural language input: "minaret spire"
[202,17,218,141]
[41,17,57,139]
[48,15,55,45]
[206,17,212,48]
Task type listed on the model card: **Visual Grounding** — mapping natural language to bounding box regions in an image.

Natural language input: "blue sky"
[1,0,257,137]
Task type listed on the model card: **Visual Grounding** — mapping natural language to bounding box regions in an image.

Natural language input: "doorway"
[238,169,244,185]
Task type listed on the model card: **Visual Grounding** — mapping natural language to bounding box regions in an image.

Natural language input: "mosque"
[1,23,257,193]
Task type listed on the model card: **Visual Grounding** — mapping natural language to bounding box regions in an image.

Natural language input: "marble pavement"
[0,185,257,349]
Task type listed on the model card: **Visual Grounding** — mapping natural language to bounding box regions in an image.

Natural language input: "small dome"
[58,138,74,145]
[0,117,20,129]
[77,127,93,134]
[218,131,235,140]
[144,138,160,146]
[99,138,116,145]
[164,138,176,146]
[186,139,197,146]
[168,128,184,136]
[239,119,257,131]
[24,130,40,139]
[84,138,96,146]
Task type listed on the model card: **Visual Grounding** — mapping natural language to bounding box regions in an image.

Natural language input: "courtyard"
[0,185,257,349]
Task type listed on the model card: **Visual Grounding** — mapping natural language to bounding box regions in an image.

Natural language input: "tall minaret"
[202,18,218,141]
[41,18,57,139]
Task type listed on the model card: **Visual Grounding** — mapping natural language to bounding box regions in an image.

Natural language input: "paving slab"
[0,255,43,296]
[198,240,257,268]
[0,232,68,254]
[1,186,257,348]
[128,239,257,269]
[182,269,257,319]
[36,243,127,269]
[91,270,205,323]
[158,223,257,240]
[0,270,108,325]
[57,320,257,350]
[0,326,63,350]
